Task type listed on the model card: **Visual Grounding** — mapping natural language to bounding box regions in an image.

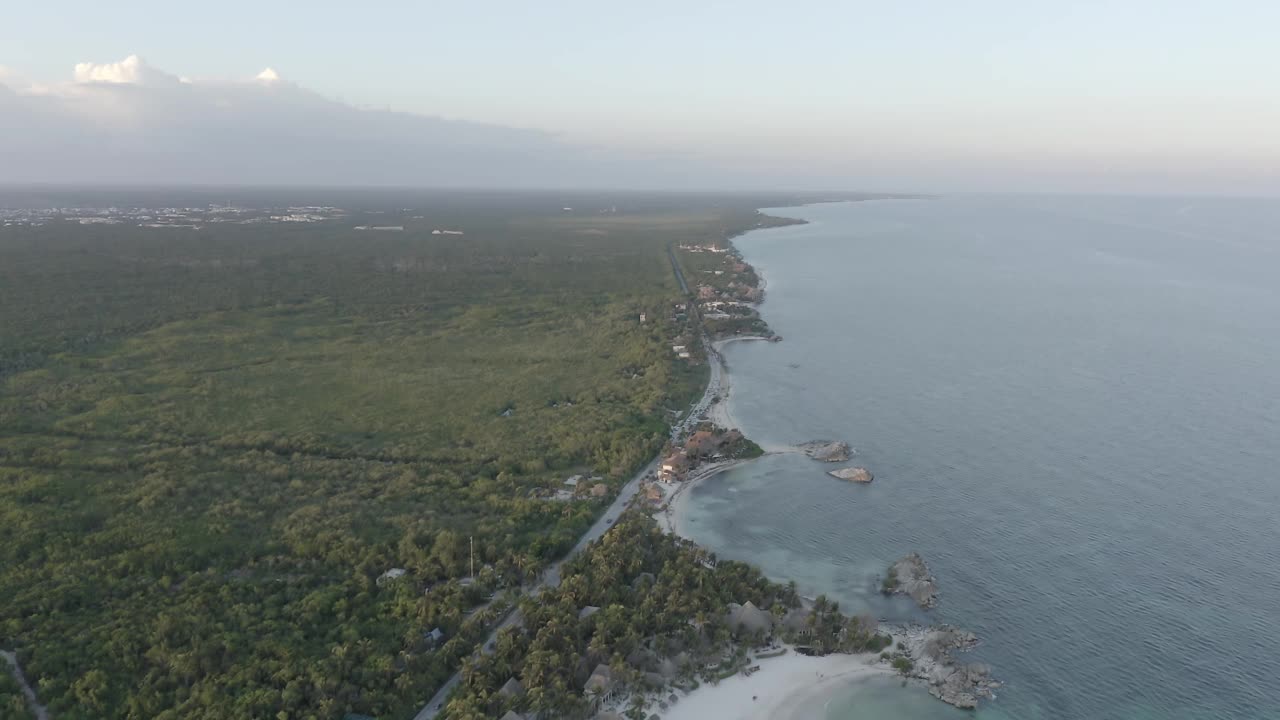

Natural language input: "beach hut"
[726,601,774,635]
[497,677,525,699]
[585,663,616,709]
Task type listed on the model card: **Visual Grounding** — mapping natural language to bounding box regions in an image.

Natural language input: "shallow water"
[811,676,968,719]
[681,196,1280,719]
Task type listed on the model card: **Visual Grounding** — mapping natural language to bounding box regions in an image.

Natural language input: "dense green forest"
[442,512,891,720]
[0,652,36,720]
[0,191,809,719]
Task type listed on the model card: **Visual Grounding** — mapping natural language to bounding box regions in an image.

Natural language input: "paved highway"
[413,259,706,719]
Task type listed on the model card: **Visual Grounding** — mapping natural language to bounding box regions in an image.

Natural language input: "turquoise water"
[680,197,1280,719]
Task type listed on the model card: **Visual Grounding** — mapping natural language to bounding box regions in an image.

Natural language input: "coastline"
[659,648,895,720]
[651,224,907,718]
[705,336,774,440]
[657,334,786,538]
[652,202,995,718]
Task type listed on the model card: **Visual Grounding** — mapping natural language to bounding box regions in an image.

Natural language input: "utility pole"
[470,535,474,579]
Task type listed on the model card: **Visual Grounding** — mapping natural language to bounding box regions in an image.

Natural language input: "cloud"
[5,55,1271,194]
[0,54,697,188]
[72,54,181,86]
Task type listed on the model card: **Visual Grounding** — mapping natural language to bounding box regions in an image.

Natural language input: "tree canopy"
[0,191,801,718]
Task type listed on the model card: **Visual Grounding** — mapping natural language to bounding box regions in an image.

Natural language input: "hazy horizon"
[4,1,1279,195]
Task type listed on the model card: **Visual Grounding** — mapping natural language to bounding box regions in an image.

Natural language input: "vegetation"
[0,190,813,719]
[0,654,36,720]
[441,512,791,719]
[670,214,802,339]
[882,566,899,594]
[722,434,765,460]
[441,512,892,719]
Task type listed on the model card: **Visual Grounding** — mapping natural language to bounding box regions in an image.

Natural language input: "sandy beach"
[657,335,798,538]
[653,458,747,536]
[659,648,894,720]
[651,334,909,719]
[658,333,811,537]
[705,336,772,434]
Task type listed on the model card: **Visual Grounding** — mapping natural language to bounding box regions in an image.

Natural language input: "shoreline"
[652,235,897,718]
[658,647,896,720]
[652,202,995,718]
[658,333,788,538]
[704,336,768,438]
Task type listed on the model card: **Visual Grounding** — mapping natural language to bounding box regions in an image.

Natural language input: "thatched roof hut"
[497,677,525,698]
[726,601,774,635]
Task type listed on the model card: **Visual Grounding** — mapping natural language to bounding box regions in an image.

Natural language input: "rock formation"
[799,440,852,462]
[828,466,873,483]
[883,552,937,608]
[891,625,1000,709]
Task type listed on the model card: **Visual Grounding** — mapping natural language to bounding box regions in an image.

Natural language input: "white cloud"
[6,54,1269,193]
[0,54,659,188]
[73,54,181,86]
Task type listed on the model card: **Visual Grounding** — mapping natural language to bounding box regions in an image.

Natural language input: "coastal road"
[412,339,727,718]
[412,335,727,719]
[667,244,690,295]
[417,240,702,717]
[412,455,661,719]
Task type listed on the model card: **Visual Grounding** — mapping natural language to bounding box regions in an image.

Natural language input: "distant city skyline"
[3,0,1279,194]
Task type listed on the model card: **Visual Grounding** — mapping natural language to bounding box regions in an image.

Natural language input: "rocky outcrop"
[799,440,852,462]
[890,625,1000,709]
[927,661,997,709]
[828,467,873,483]
[883,552,937,608]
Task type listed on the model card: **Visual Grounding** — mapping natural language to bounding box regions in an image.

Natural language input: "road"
[413,251,708,719]
[411,339,722,720]
[412,452,661,719]
[1,650,49,720]
[667,244,690,294]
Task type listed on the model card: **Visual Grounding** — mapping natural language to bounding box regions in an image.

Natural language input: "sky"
[2,0,1279,194]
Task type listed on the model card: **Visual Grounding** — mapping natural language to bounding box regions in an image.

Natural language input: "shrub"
[881,567,898,594]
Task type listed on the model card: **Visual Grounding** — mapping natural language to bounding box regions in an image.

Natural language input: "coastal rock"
[920,626,977,659]
[927,661,997,709]
[889,624,1000,710]
[799,440,852,462]
[827,467,873,483]
[883,552,938,608]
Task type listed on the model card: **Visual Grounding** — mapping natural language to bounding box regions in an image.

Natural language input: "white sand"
[659,649,894,720]
[705,337,769,433]
[656,336,803,538]
[706,337,798,454]
[653,337,905,719]
[654,459,746,536]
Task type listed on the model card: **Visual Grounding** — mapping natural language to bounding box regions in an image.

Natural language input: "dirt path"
[1,650,50,720]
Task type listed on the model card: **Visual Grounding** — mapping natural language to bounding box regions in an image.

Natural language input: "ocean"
[678,196,1280,719]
